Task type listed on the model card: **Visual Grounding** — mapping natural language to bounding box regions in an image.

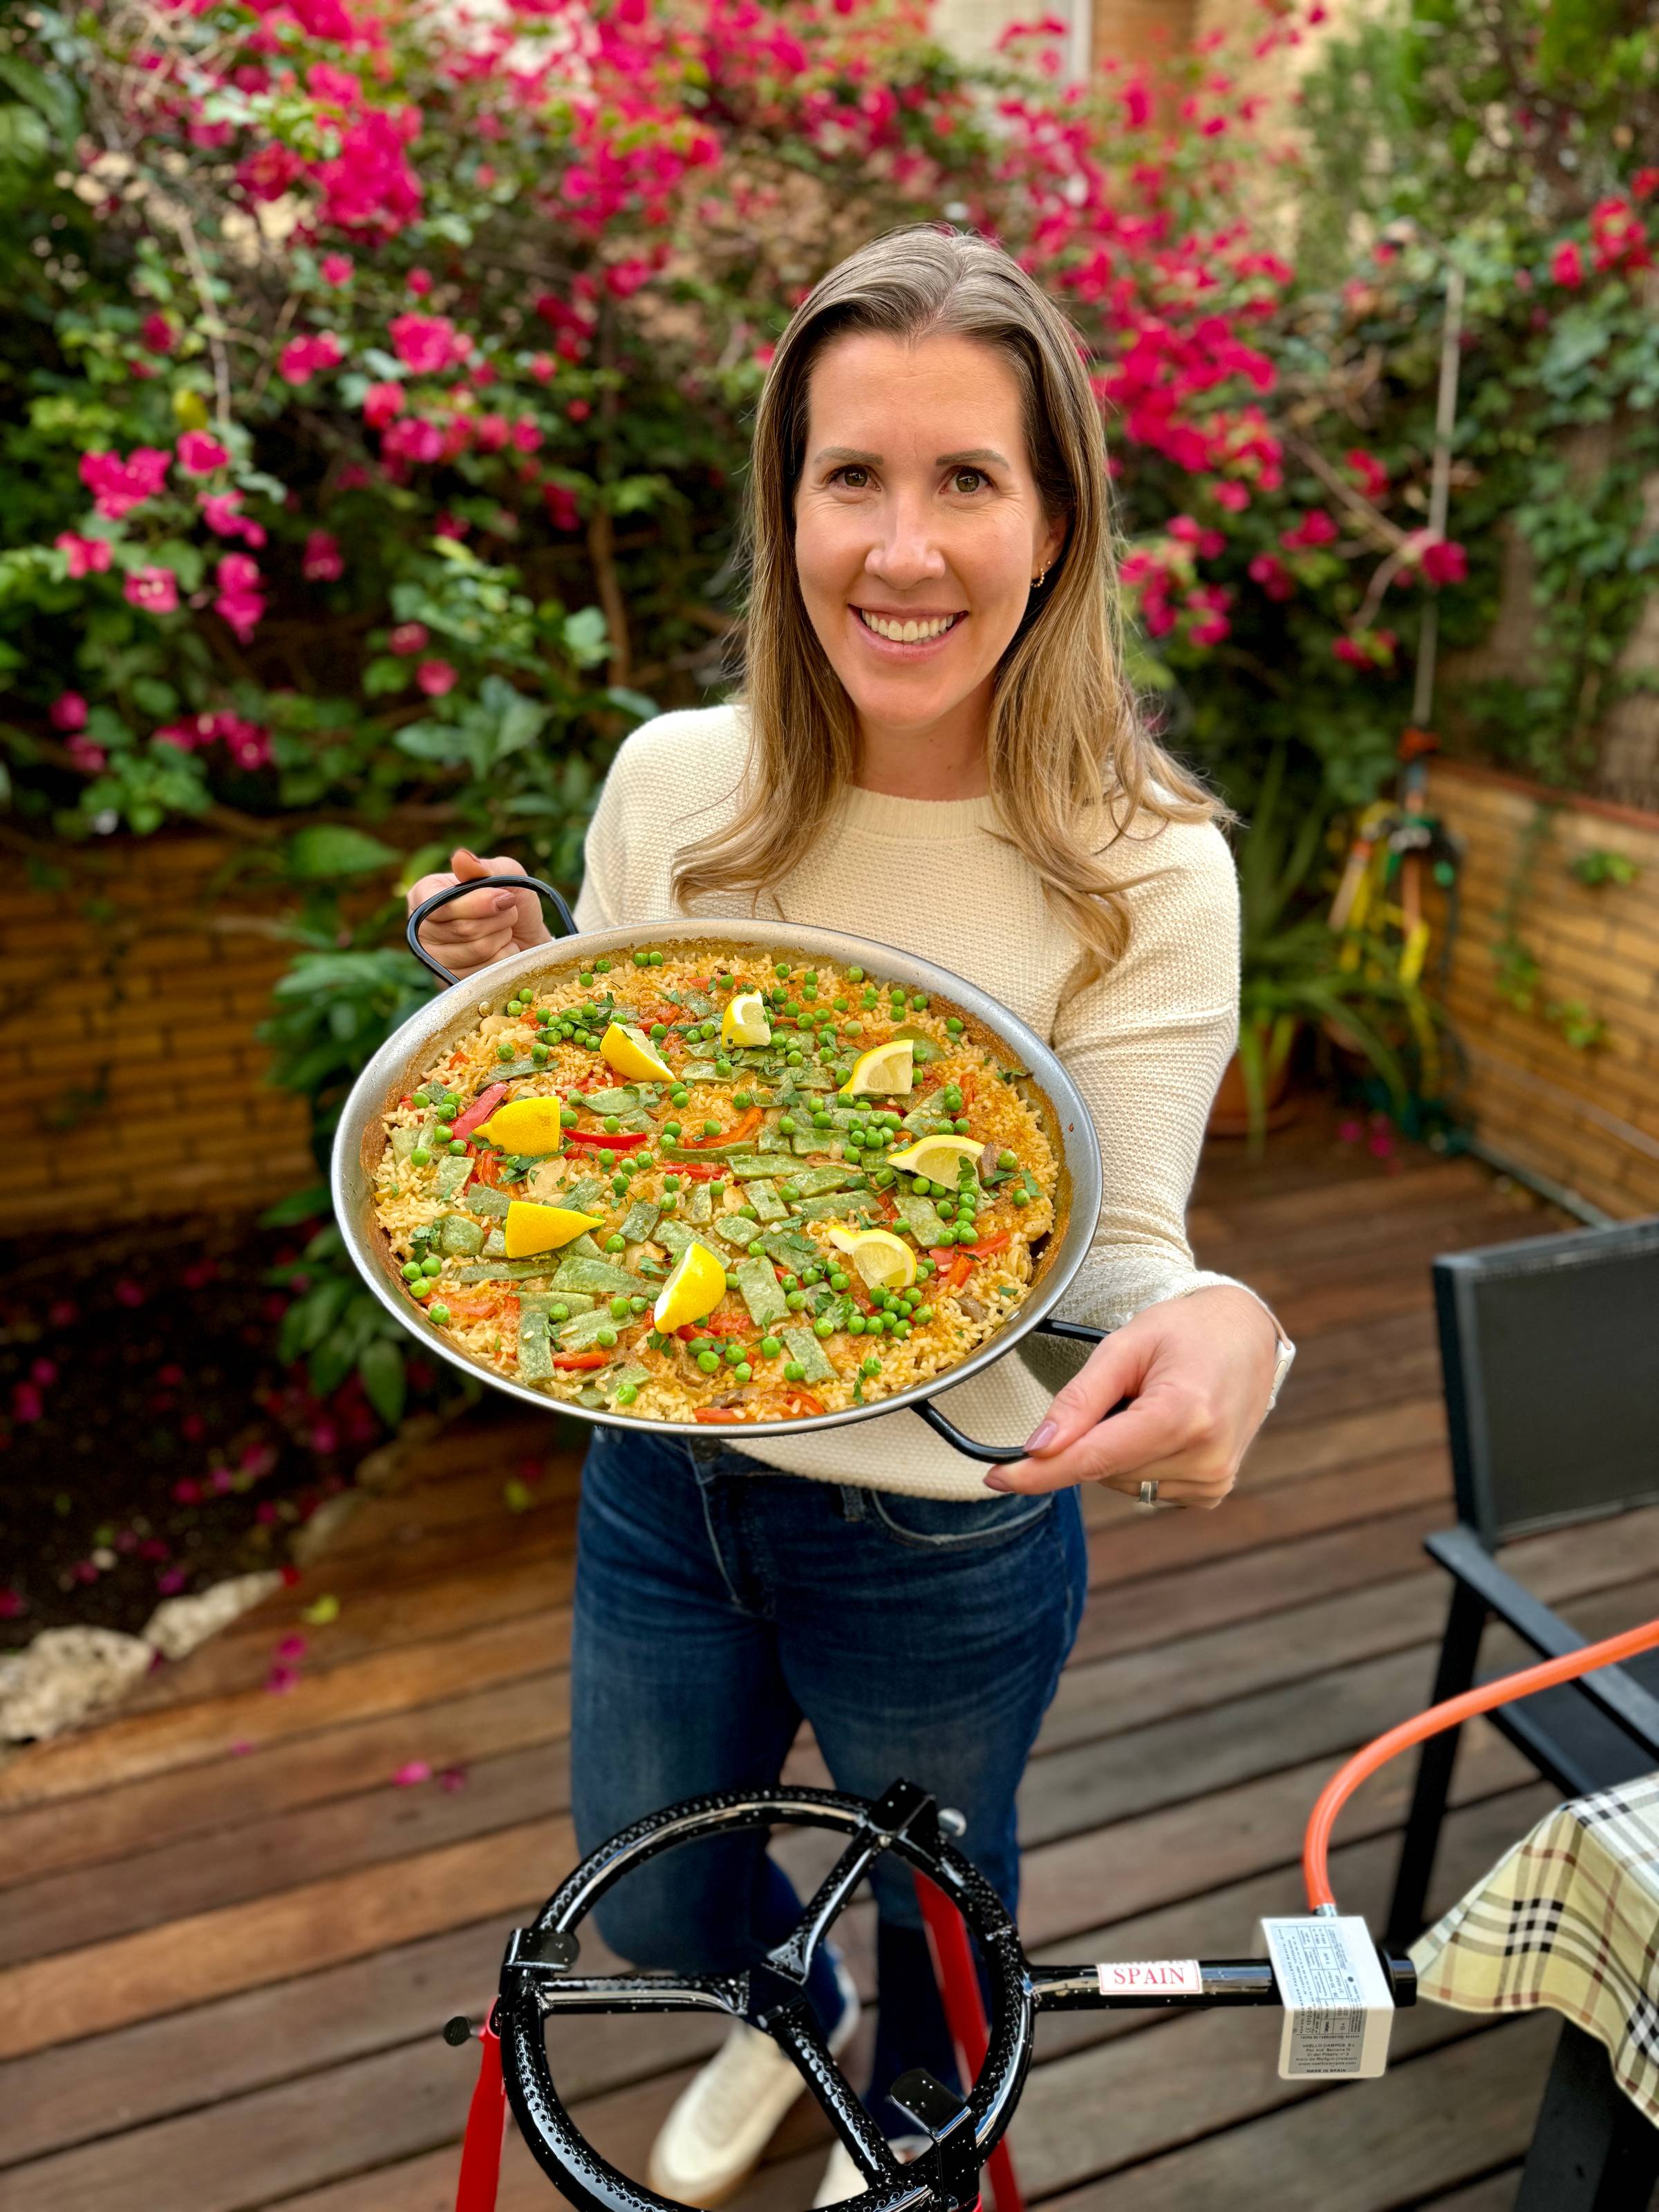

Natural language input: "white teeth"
[856,609,962,643]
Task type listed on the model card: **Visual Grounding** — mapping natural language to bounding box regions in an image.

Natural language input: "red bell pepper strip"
[552,1349,612,1371]
[972,1231,1012,1256]
[451,1082,511,1141]
[679,1106,763,1151]
[564,1127,646,1149]
[679,1161,722,1181]
[693,1406,749,1424]
[781,1389,827,1418]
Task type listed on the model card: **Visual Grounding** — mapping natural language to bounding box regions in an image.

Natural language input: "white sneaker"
[812,2133,933,2206]
[647,1955,861,2207]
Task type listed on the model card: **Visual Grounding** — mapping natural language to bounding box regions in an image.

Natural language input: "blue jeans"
[569,1423,1088,2137]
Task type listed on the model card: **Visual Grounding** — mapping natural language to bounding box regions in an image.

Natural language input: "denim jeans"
[568,1421,1088,2137]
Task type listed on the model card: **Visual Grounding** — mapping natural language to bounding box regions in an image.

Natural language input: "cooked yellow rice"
[372,941,1060,1427]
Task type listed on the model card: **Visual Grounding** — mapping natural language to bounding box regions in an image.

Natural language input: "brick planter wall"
[1425,760,1659,1219]
[5,834,317,1232]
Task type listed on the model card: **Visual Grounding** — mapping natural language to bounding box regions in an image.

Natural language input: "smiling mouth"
[853,608,967,642]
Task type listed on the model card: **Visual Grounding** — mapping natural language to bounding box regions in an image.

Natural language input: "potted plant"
[1210,744,1443,1153]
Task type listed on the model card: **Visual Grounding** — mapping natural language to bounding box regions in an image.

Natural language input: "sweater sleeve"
[1048,819,1296,1409]
[570,744,632,932]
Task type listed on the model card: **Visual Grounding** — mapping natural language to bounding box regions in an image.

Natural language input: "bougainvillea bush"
[2,0,1656,1465]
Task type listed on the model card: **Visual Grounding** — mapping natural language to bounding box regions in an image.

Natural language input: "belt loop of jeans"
[836,1484,868,1523]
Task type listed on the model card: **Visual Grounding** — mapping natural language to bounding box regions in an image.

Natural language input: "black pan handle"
[406,873,578,987]
[915,1318,1128,1464]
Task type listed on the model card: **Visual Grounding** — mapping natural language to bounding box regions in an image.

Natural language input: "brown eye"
[953,468,990,494]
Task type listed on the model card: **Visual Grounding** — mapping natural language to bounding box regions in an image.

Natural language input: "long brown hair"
[669,221,1232,987]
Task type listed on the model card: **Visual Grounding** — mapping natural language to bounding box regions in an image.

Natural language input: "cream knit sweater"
[570,702,1293,1499]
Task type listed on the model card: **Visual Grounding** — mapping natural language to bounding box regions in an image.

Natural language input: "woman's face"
[791,330,1066,753]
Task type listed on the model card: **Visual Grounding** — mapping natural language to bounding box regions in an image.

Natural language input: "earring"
[1031,565,1049,588]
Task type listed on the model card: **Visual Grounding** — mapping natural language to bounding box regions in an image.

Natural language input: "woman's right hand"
[405,848,552,982]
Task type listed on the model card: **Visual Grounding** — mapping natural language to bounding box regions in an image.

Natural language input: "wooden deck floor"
[2,1097,1649,2212]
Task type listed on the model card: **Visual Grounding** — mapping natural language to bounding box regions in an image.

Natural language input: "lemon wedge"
[601,1020,675,1082]
[826,1226,917,1292]
[838,1039,915,1099]
[653,1238,729,1331]
[885,1134,984,1185]
[503,1201,606,1259]
[720,989,772,1048]
[476,1097,565,1156]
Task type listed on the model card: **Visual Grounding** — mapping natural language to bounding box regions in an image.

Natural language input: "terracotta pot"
[1206,1042,1302,1138]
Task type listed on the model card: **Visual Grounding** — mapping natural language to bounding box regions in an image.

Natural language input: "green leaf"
[561,606,610,666]
[287,825,401,880]
[0,55,79,138]
[604,687,660,723]
[258,1183,331,1227]
[359,1337,407,1427]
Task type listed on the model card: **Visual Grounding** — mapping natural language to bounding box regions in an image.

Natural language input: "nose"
[865,485,950,587]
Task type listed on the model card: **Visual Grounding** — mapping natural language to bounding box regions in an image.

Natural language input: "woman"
[409,225,1294,2208]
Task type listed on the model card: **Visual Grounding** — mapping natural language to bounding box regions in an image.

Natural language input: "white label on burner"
[1095,1958,1203,1996]
[1262,1916,1394,2079]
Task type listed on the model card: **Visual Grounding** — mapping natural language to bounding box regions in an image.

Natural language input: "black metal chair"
[1385,1212,1659,2211]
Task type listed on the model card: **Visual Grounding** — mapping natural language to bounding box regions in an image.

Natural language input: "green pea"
[779,1182,800,1201]
[532,1043,550,1064]
[724,1343,744,1365]
[605,1234,626,1253]
[915,1304,935,1323]
[833,996,849,1011]
[632,948,650,966]
[723,1271,739,1290]
[946,1017,964,1033]
[812,1316,833,1338]
[671,1087,690,1105]
[847,966,864,982]
[845,1019,863,1036]
[663,1121,682,1138]
[734,1362,752,1383]
[660,1192,678,1212]
[785,1290,807,1311]
[785,1360,805,1381]
[830,1271,849,1291]
[616,1384,638,1405]
[595,958,612,971]
[610,1295,630,1317]
[747,1239,766,1257]
[401,1261,422,1282]
[496,1041,512,1060]
[421,1255,442,1276]
[911,993,928,1009]
[738,1204,759,1221]
[760,1335,782,1357]
[998,1149,1018,1168]
[861,988,879,1007]
[596,1327,618,1347]
[429,1302,451,1324]
[803,1266,823,1285]
[861,1356,881,1377]
[778,1116,797,1135]
[812,1110,832,1128]
[937,1224,957,1244]
[780,1273,799,1289]
[551,1304,570,1320]
[649,950,663,966]
[579,971,593,985]
[710,1179,726,1194]
[735,1091,753,1108]
[847,1313,867,1335]
[775,962,791,977]
[957,1226,978,1244]
[698,1349,720,1373]
[650,1022,668,1039]
[703,1119,722,1136]
[787,1051,803,1066]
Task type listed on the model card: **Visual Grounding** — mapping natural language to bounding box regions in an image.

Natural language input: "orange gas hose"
[1304,1615,1659,1913]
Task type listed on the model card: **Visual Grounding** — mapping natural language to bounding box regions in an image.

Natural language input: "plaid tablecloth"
[1410,1770,1659,2125]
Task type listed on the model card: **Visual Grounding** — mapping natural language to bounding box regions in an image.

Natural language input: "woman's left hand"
[982,1286,1282,1508]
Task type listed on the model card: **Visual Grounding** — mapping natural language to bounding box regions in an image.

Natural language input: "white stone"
[0,1627,154,1743]
[141,1570,285,1662]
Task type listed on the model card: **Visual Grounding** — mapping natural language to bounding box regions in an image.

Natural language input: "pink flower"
[49,692,88,731]
[1418,538,1468,586]
[382,415,444,464]
[1551,239,1584,289]
[407,266,433,296]
[528,353,555,383]
[566,398,592,422]
[126,565,179,616]
[140,312,175,355]
[79,447,171,521]
[1212,480,1250,514]
[176,429,230,476]
[510,418,543,454]
[1280,509,1338,551]
[200,490,267,547]
[388,621,429,655]
[157,1568,188,1597]
[543,483,580,532]
[214,556,265,641]
[1248,552,1294,601]
[1344,449,1389,500]
[56,532,114,577]
[1333,627,1398,671]
[416,658,457,697]
[362,382,405,430]
[1633,169,1659,203]
[474,413,509,453]
[303,529,344,582]
[393,1760,432,1786]
[66,735,106,774]
[320,252,355,285]
[279,332,345,384]
[315,108,424,240]
[433,512,468,539]
[388,311,469,375]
